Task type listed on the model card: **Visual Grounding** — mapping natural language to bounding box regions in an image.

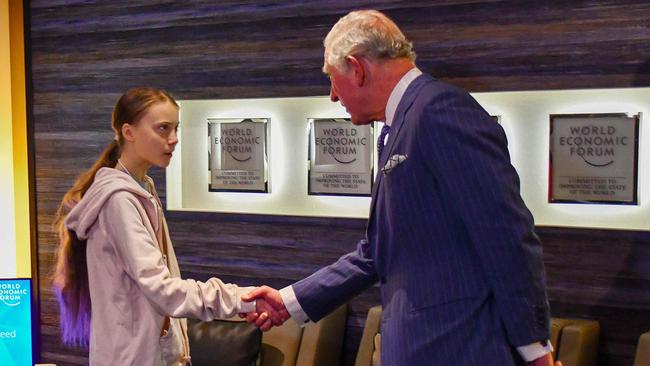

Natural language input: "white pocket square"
[382,154,408,174]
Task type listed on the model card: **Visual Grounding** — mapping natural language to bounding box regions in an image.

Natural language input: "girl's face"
[126,100,179,169]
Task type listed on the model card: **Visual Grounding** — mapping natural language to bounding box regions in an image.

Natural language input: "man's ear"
[121,123,136,142]
[345,55,365,87]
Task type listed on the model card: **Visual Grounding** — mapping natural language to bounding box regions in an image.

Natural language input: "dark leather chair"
[189,304,347,366]
[188,318,262,366]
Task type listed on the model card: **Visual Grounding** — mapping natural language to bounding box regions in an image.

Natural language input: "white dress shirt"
[279,67,551,362]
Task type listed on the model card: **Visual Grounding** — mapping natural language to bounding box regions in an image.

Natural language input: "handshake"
[238,286,563,366]
[240,286,291,331]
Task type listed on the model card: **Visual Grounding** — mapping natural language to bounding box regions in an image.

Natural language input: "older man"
[245,10,557,366]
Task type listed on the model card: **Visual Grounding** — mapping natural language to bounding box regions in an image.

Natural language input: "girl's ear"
[121,123,136,142]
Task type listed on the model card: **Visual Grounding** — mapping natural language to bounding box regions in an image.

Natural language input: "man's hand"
[526,353,562,366]
[240,286,290,331]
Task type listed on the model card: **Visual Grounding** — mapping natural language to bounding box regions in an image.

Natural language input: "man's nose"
[330,86,339,102]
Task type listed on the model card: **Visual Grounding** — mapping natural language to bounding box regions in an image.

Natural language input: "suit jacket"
[292,74,550,365]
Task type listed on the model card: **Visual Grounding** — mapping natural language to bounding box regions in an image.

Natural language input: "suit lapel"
[368,74,431,217]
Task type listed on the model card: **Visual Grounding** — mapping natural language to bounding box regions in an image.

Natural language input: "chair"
[354,306,600,366]
[189,304,347,366]
[551,317,599,366]
[634,331,650,366]
[354,306,381,366]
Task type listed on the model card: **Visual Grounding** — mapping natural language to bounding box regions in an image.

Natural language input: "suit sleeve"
[416,88,550,346]
[100,192,255,320]
[291,238,378,322]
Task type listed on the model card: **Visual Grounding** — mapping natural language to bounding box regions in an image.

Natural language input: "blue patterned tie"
[377,124,391,159]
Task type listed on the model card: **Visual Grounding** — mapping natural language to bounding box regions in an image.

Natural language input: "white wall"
[169,88,650,230]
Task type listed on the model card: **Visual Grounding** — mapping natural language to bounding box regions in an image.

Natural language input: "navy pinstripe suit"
[292,74,550,365]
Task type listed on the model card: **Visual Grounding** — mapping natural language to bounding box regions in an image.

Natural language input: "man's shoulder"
[416,76,468,100]
[408,77,493,130]
[407,76,471,114]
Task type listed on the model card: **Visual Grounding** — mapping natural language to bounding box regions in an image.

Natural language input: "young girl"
[52,87,267,365]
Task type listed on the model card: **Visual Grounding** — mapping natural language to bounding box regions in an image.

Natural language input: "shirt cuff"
[237,287,257,314]
[516,340,554,362]
[279,285,310,326]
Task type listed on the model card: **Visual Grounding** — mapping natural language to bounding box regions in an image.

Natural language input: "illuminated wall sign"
[208,118,269,192]
[550,113,639,204]
[0,278,33,366]
[171,89,650,229]
[308,118,373,196]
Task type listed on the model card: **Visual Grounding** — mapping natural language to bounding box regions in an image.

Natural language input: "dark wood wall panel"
[29,1,650,365]
[540,228,650,365]
[165,212,377,366]
[29,0,650,100]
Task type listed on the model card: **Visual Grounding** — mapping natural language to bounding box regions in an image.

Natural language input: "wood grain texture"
[540,227,650,365]
[28,1,650,365]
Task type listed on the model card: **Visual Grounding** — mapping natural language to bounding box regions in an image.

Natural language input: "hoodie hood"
[65,167,158,240]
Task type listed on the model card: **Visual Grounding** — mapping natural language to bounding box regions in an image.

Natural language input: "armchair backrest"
[354,306,382,366]
[188,304,347,366]
[634,332,650,366]
[550,317,600,366]
[262,304,347,366]
[354,308,600,366]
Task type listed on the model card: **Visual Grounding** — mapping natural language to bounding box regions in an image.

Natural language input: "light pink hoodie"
[66,167,255,366]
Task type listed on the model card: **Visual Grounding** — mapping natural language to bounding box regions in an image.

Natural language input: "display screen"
[0,278,33,366]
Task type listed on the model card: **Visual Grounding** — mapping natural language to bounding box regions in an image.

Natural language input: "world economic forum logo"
[0,283,27,307]
[214,127,261,163]
[559,124,629,168]
[315,127,368,164]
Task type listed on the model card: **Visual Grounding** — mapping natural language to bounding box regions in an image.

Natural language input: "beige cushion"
[372,334,381,366]
[355,306,383,366]
[260,318,303,366]
[295,305,347,366]
[356,313,600,366]
[551,317,599,366]
[634,332,650,366]
[261,304,347,366]
[550,318,574,360]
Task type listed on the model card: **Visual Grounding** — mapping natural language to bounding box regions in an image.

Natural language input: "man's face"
[325,61,373,126]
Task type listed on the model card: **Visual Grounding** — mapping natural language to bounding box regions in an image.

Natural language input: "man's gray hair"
[323,10,416,72]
